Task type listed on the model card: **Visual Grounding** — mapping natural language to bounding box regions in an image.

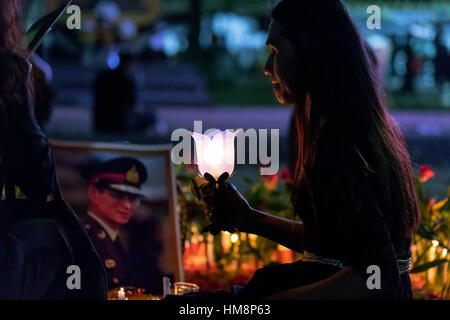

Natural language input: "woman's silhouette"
[202,0,420,299]
[0,0,107,299]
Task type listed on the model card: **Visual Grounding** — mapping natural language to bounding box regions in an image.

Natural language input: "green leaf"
[410,259,449,273]
[417,224,437,240]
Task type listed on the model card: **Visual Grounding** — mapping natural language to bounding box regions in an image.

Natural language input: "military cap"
[82,157,147,197]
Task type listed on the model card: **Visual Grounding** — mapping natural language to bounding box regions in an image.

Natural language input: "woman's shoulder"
[11,219,73,256]
[0,219,74,299]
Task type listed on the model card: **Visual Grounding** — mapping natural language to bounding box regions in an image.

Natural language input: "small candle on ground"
[118,287,126,300]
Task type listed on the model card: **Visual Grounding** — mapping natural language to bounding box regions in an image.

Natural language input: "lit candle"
[222,231,232,253]
[191,129,240,181]
[442,248,448,284]
[206,233,215,268]
[118,287,126,300]
[427,240,440,285]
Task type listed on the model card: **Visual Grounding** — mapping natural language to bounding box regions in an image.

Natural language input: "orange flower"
[263,174,278,191]
[419,165,434,182]
[410,275,426,290]
[427,198,436,211]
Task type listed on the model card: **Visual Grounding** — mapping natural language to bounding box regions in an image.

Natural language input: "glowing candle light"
[118,287,126,300]
[222,232,232,252]
[443,248,449,285]
[191,129,240,181]
[428,240,440,286]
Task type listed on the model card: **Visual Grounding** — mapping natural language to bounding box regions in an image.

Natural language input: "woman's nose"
[264,55,274,77]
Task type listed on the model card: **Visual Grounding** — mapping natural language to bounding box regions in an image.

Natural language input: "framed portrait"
[50,140,183,295]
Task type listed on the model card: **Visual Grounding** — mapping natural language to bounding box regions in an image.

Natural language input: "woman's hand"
[192,173,305,252]
[192,173,256,235]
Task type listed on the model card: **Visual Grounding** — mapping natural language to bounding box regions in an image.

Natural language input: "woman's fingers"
[191,176,214,201]
[191,175,247,234]
[191,180,201,201]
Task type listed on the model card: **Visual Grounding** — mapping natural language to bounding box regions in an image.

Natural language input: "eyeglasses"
[105,188,141,202]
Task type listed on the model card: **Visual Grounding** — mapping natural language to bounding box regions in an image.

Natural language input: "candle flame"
[191,129,241,180]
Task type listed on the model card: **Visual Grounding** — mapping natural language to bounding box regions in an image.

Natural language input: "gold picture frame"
[50,139,183,293]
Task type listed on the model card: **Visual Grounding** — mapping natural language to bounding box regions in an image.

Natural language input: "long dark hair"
[0,0,34,127]
[272,0,420,235]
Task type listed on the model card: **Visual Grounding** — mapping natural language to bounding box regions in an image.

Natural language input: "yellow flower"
[432,198,448,211]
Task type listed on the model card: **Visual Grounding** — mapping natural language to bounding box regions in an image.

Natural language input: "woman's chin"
[274,90,294,105]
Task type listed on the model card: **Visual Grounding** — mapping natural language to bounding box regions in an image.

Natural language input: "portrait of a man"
[81,157,151,290]
[51,142,183,297]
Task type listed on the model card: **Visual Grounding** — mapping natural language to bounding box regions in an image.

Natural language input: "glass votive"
[173,282,200,296]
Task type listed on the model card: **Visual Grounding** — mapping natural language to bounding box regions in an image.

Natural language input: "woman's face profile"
[264,19,297,105]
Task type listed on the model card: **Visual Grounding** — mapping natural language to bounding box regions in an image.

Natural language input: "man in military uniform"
[81,157,147,290]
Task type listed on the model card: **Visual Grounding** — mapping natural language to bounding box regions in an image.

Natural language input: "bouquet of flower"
[410,165,449,299]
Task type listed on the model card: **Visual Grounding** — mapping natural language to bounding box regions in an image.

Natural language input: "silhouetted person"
[94,53,134,132]
[192,0,419,300]
[434,25,450,91]
[94,53,155,133]
[0,0,107,299]
[403,34,417,92]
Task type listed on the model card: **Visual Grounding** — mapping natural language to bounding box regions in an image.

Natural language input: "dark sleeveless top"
[237,121,413,299]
